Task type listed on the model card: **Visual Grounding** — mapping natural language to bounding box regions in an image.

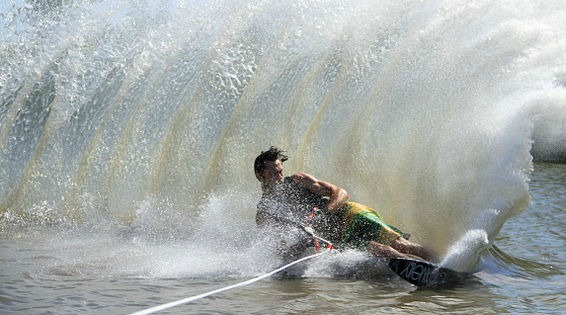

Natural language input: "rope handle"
[301,225,333,252]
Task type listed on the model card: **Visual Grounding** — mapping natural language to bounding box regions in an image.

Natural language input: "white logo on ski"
[398,261,434,283]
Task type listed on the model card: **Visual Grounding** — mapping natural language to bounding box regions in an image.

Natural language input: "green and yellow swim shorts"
[340,202,406,248]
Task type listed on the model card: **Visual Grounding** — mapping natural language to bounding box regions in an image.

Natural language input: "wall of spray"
[1,0,565,256]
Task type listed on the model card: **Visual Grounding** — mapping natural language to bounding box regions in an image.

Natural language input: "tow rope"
[128,227,332,315]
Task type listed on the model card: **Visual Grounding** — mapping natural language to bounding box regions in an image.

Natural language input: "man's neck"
[261,181,284,195]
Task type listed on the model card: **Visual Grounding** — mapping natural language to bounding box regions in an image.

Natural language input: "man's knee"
[391,237,415,252]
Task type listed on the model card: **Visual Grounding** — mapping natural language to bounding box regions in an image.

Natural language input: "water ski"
[388,258,469,288]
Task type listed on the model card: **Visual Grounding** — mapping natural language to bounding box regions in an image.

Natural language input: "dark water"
[0,163,564,314]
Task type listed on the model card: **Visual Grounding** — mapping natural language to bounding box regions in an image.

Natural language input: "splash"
[441,229,489,272]
[1,0,565,274]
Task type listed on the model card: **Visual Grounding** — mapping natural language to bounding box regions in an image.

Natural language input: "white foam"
[441,229,490,272]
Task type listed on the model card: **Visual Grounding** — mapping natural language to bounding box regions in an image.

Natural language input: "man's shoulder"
[289,171,312,178]
[288,172,316,184]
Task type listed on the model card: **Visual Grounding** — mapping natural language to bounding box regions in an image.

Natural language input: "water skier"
[254,146,438,263]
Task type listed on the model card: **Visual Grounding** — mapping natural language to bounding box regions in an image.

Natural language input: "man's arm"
[289,172,349,213]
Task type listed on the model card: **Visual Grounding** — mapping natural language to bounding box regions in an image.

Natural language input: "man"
[254,146,438,263]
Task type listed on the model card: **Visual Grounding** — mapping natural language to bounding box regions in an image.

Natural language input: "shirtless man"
[254,146,438,263]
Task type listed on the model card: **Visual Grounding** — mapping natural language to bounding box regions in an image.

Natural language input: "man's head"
[254,146,288,185]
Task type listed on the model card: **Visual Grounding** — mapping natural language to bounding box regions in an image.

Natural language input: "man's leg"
[390,237,439,263]
[367,241,423,261]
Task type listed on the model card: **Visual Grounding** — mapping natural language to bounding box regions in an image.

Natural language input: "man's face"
[260,159,284,185]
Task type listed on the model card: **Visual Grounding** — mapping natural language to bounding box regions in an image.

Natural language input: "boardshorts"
[339,202,406,248]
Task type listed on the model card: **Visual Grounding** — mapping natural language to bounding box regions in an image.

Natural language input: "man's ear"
[255,171,263,181]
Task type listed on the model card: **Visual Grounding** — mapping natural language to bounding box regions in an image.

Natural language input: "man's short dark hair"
[254,146,288,175]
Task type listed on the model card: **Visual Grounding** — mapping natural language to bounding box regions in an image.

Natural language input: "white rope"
[128,249,331,315]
